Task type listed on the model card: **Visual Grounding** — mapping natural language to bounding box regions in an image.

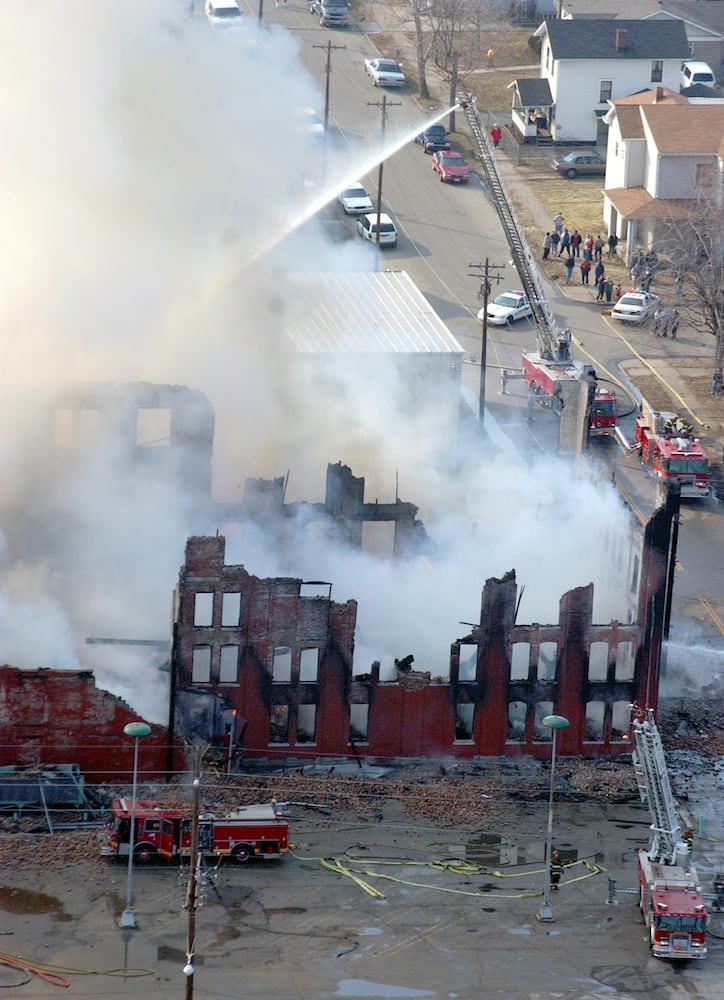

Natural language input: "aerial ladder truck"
[459,96,617,450]
[631,706,708,959]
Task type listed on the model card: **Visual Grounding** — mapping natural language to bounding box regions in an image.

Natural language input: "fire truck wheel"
[231,844,252,863]
[134,844,155,864]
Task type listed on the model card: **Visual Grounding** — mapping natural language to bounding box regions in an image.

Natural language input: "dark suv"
[309,0,350,26]
[415,124,451,154]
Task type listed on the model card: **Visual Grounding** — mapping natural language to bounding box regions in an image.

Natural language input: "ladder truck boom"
[631,707,682,864]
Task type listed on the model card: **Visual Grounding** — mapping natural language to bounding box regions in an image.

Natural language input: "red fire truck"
[99,798,289,864]
[631,708,708,959]
[521,351,617,437]
[633,409,710,498]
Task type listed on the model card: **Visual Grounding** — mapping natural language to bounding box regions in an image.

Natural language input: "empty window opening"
[537,642,557,680]
[533,701,554,741]
[507,701,527,742]
[588,641,609,681]
[272,646,292,682]
[296,704,317,744]
[136,407,171,448]
[455,703,474,741]
[194,593,214,627]
[269,705,289,744]
[349,704,369,742]
[221,592,241,627]
[510,642,530,681]
[458,643,478,681]
[584,701,605,742]
[191,645,211,683]
[612,701,631,741]
[615,641,635,680]
[300,648,319,682]
[630,554,639,594]
[219,645,239,683]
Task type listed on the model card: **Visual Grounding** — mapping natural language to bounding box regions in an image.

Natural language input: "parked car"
[611,290,660,324]
[552,151,606,179]
[356,212,398,247]
[680,60,716,90]
[309,0,350,27]
[431,150,470,183]
[205,0,243,24]
[415,124,451,154]
[338,183,374,215]
[478,290,532,327]
[364,58,406,88]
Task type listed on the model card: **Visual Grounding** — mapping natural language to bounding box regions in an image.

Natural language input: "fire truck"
[521,348,617,438]
[99,798,289,864]
[631,707,708,959]
[633,407,710,498]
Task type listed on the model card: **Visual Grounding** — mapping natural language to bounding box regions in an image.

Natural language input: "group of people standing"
[630,247,659,292]
[543,216,621,299]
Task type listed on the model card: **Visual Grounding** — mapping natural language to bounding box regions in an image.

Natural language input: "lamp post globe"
[120,721,151,929]
[537,714,569,924]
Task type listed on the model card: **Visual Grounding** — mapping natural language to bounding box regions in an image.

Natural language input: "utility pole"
[368,94,401,244]
[183,745,203,1000]
[313,39,346,131]
[449,52,458,133]
[257,0,264,28]
[468,259,505,428]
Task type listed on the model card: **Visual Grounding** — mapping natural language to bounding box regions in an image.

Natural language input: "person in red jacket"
[491,123,502,148]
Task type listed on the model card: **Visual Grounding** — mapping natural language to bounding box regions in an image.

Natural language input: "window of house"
[614,641,635,681]
[191,645,211,683]
[533,701,554,741]
[221,592,241,627]
[537,642,557,680]
[458,643,477,681]
[194,593,213,627]
[588,641,609,680]
[296,704,316,744]
[455,702,474,741]
[219,644,239,683]
[599,80,612,102]
[510,642,530,680]
[272,646,292,683]
[269,705,289,744]
[300,648,319,682]
[349,704,369,742]
[612,701,631,741]
[507,701,527,742]
[584,701,605,741]
[650,60,663,83]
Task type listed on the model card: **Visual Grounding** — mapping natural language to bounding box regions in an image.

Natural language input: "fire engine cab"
[521,351,617,437]
[633,409,709,498]
[99,798,289,864]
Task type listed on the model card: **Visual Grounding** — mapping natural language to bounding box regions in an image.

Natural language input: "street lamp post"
[537,714,569,923]
[120,721,151,929]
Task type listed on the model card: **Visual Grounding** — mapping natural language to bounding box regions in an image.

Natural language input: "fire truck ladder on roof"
[631,708,682,865]
[460,94,570,363]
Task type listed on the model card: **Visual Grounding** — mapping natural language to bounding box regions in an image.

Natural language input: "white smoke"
[0,1,636,720]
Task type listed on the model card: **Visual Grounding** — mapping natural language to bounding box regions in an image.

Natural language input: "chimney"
[615,28,627,51]
[654,86,664,103]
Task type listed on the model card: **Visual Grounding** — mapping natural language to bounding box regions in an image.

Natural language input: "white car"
[611,289,660,324]
[205,0,243,24]
[478,290,532,326]
[338,183,374,215]
[356,212,398,247]
[364,58,406,88]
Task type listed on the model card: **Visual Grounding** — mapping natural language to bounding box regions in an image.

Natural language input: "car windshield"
[378,61,401,72]
[344,188,367,199]
[214,5,241,16]
[494,294,520,308]
[592,400,616,416]
[380,224,395,233]
[442,155,465,166]
[426,126,446,136]
[618,296,643,308]
[666,459,708,474]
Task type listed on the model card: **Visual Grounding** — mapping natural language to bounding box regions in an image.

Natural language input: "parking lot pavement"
[1,790,722,999]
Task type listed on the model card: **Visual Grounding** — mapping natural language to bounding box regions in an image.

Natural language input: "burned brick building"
[172,490,677,762]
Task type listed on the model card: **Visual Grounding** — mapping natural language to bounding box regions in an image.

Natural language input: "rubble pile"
[658,700,724,757]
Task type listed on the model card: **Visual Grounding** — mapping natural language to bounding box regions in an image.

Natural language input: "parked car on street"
[364,58,406,87]
[415,124,451,154]
[310,0,350,27]
[338,183,374,215]
[356,212,398,247]
[431,150,470,183]
[205,0,243,24]
[611,289,660,324]
[552,151,606,178]
[478,290,533,327]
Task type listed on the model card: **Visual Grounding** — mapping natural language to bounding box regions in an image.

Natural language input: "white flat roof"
[284,271,464,355]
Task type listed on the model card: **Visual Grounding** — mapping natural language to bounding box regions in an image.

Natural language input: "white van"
[356,213,398,248]
[680,61,716,90]
[205,0,243,25]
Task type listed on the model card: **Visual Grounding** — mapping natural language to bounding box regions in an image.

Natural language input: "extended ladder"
[631,707,681,864]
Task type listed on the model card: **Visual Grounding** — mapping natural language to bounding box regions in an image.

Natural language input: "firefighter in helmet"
[550,850,564,891]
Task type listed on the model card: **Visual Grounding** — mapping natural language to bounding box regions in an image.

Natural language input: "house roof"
[538,18,690,61]
[511,78,554,108]
[610,87,687,137]
[561,1,724,37]
[642,103,724,154]
[605,186,699,220]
